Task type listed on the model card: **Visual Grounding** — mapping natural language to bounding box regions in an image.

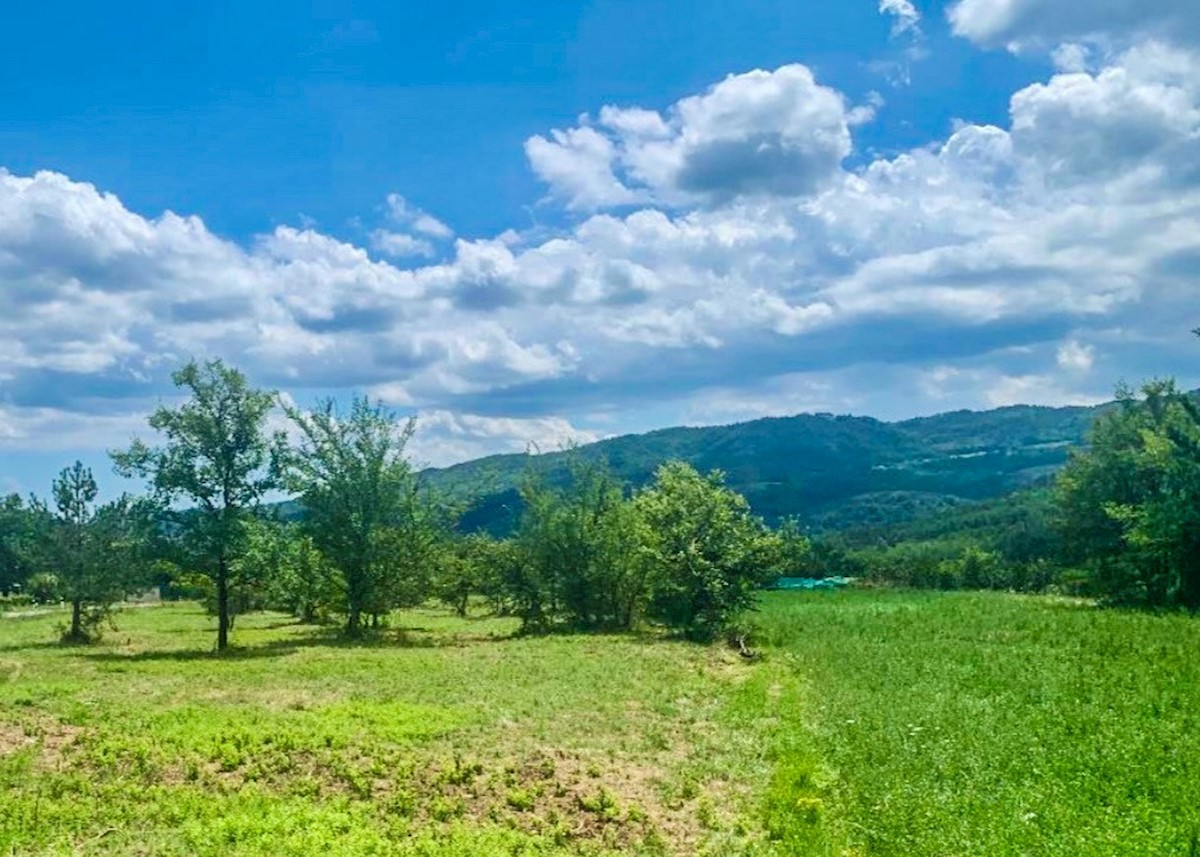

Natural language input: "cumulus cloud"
[985,374,1107,408]
[526,64,852,209]
[1009,43,1200,187]
[1057,340,1096,372]
[0,170,572,421]
[947,0,1200,51]
[1051,43,1093,73]
[407,411,605,468]
[370,230,435,259]
[525,126,645,211]
[4,43,1200,466]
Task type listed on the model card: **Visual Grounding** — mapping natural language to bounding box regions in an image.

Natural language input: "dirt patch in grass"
[0,715,84,769]
[0,720,35,756]
[409,746,732,855]
[148,738,724,853]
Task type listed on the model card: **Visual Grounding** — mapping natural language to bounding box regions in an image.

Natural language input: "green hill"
[423,401,1113,535]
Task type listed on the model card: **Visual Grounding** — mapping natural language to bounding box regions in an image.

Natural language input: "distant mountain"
[423,400,1114,535]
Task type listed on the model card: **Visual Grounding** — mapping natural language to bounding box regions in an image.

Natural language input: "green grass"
[2,592,1198,855]
[754,590,1200,856]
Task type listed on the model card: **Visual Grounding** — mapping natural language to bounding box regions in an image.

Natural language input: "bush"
[636,462,776,641]
[0,594,34,613]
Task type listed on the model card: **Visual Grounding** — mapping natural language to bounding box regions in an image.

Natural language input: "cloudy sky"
[2,0,1198,494]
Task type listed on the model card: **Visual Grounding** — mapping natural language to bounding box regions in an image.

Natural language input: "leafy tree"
[284,396,431,635]
[0,494,37,595]
[470,536,522,616]
[1057,379,1200,608]
[36,462,157,642]
[24,571,62,603]
[939,545,1002,591]
[635,462,775,640]
[432,532,515,618]
[509,459,650,632]
[236,519,338,624]
[767,517,814,579]
[113,360,285,650]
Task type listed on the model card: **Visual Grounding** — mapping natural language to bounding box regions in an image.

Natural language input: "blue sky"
[1,0,1199,495]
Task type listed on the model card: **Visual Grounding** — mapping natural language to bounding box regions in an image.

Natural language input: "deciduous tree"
[112,360,285,650]
[635,462,775,640]
[1057,379,1200,608]
[284,396,430,635]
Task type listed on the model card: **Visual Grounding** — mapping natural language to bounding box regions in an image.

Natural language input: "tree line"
[5,357,1198,641]
[0,360,807,648]
[822,374,1200,611]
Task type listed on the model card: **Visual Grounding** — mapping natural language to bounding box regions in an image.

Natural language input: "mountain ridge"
[423,398,1117,535]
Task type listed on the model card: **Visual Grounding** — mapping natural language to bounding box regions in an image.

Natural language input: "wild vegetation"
[2,592,1197,855]
[0,358,790,645]
[829,378,1200,611]
[2,355,1200,853]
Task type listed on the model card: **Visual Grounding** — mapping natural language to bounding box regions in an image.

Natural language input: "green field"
[1,592,1197,856]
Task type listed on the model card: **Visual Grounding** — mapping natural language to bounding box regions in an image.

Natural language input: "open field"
[1,592,1198,856]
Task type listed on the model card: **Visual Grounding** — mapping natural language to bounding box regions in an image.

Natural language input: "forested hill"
[423,399,1112,535]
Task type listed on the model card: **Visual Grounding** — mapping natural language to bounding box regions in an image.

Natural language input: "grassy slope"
[2,593,1198,855]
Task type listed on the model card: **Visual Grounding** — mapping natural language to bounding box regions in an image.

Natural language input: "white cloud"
[880,0,921,37]
[1051,43,1093,73]
[947,0,1200,51]
[847,91,886,126]
[408,410,605,468]
[985,374,1107,408]
[0,403,154,452]
[1009,43,1200,187]
[525,126,645,211]
[384,193,454,239]
[526,64,852,209]
[370,230,435,259]
[1057,340,1095,371]
[4,45,1200,467]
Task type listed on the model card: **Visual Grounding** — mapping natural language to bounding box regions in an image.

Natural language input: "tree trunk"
[70,599,83,641]
[347,605,361,637]
[217,555,230,651]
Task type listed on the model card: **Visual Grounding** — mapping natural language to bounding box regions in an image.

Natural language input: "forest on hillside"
[2,360,1200,651]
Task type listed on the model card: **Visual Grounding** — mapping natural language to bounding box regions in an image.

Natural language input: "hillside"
[424,400,1113,535]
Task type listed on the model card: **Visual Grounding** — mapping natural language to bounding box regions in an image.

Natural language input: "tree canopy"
[112,359,285,650]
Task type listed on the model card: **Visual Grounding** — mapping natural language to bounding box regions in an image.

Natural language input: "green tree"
[284,396,430,635]
[1057,379,1200,608]
[236,519,338,624]
[0,494,37,595]
[635,461,774,640]
[431,532,514,619]
[509,459,651,632]
[38,461,156,642]
[768,517,814,579]
[113,360,285,650]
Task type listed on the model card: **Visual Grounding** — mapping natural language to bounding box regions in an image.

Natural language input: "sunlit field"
[2,591,1197,856]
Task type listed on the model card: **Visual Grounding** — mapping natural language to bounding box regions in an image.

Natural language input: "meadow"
[1,591,1197,856]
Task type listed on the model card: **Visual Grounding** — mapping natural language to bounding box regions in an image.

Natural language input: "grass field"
[1,591,1198,856]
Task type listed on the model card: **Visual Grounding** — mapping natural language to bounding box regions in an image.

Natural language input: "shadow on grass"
[74,625,481,663]
[0,640,67,654]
